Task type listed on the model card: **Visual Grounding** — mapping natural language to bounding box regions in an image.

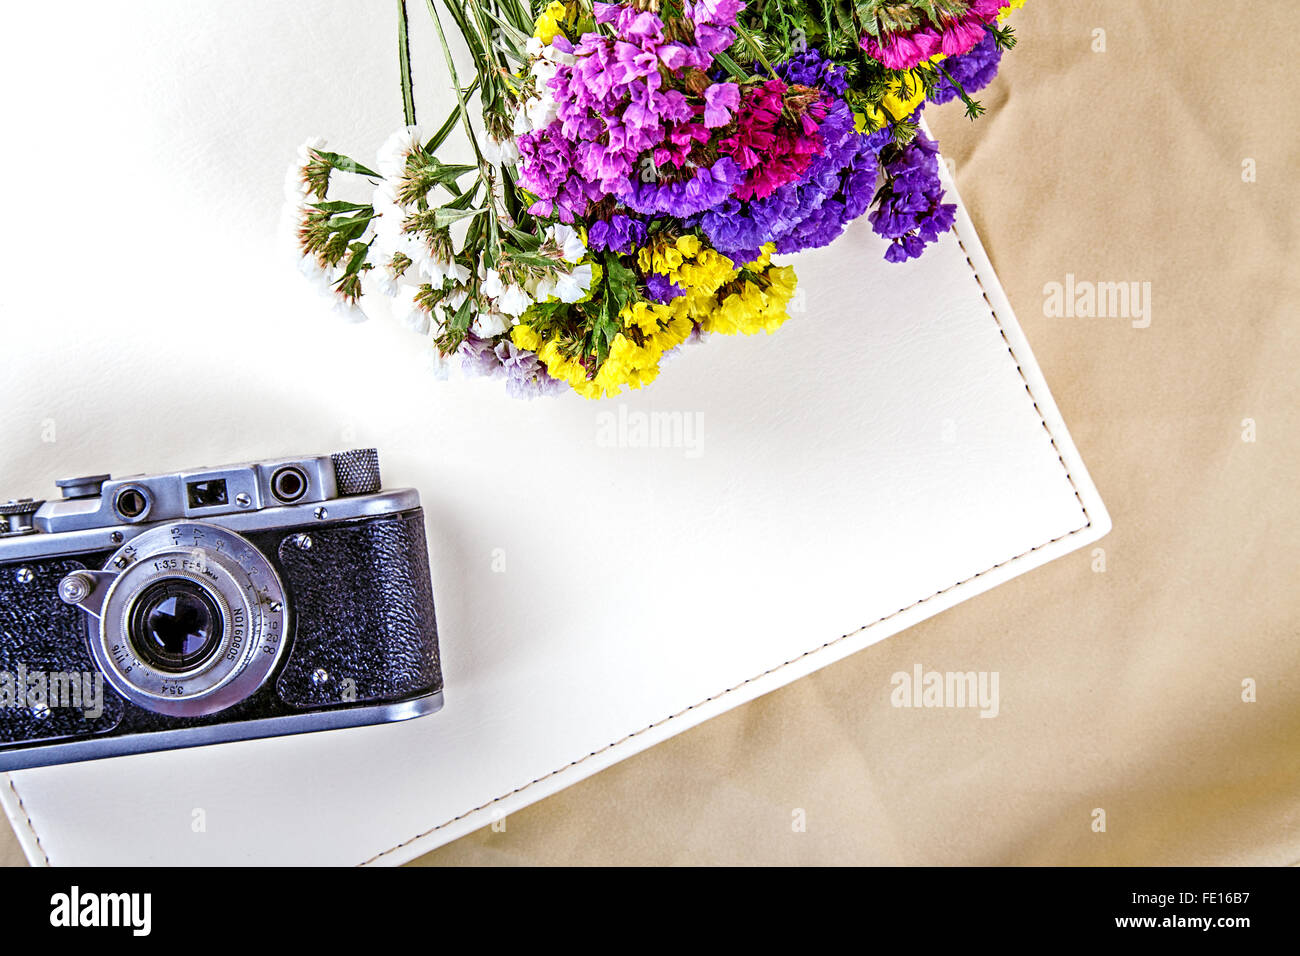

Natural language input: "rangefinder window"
[186,478,228,509]
[270,466,308,503]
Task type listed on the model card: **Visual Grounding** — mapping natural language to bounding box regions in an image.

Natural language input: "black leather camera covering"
[0,554,125,743]
[267,509,442,708]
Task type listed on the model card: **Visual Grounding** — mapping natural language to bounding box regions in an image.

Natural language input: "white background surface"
[0,2,1105,864]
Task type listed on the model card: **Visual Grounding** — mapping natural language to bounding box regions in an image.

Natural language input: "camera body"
[0,449,442,771]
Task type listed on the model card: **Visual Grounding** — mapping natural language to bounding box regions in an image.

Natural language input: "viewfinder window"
[187,479,229,509]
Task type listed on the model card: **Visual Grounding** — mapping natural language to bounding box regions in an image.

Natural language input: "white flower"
[546,223,587,263]
[497,284,534,317]
[392,284,432,335]
[480,267,506,299]
[553,264,593,303]
[472,309,510,338]
[481,135,520,166]
[532,275,556,301]
[418,345,453,380]
[284,137,327,203]
[377,125,424,178]
[372,178,403,215]
[284,162,310,203]
[296,135,327,165]
[524,95,558,132]
[299,258,368,324]
[420,256,452,285]
[541,44,575,67]
[297,254,339,293]
[329,296,367,324]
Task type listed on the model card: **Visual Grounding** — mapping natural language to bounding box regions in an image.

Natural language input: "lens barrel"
[127,578,224,673]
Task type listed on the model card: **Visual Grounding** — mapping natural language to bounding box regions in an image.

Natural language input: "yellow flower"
[858,65,936,130]
[743,243,775,272]
[999,0,1027,20]
[533,1,567,44]
[699,264,799,337]
[510,234,800,399]
[511,323,542,352]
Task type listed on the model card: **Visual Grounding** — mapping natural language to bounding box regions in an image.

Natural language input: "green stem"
[930,60,984,121]
[423,0,487,167]
[733,22,778,79]
[398,0,417,125]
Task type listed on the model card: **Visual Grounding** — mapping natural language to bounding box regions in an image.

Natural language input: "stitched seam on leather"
[359,223,1095,867]
[5,776,50,865]
[953,233,1092,528]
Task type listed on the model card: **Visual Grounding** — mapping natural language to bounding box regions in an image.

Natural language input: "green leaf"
[592,254,637,365]
[603,253,638,303]
[503,224,541,249]
[449,293,474,333]
[342,240,372,276]
[505,251,560,270]
[425,162,477,183]
[310,200,373,213]
[329,214,377,240]
[313,150,380,179]
[477,5,532,53]
[423,76,481,154]
[712,50,751,80]
[433,205,486,228]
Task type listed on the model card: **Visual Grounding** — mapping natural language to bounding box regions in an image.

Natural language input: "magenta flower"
[859,0,1004,70]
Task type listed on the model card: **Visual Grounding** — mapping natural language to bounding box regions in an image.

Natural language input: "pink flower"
[859,0,1003,70]
[703,82,740,127]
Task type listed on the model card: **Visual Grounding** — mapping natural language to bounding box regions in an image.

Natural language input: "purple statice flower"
[618,155,743,217]
[517,125,603,222]
[458,333,567,399]
[694,50,892,262]
[773,133,886,254]
[517,0,744,222]
[774,48,849,96]
[644,273,684,303]
[867,127,957,262]
[545,7,700,198]
[686,0,746,29]
[928,28,1002,105]
[587,214,648,254]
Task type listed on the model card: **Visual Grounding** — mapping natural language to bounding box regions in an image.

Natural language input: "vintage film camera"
[0,449,442,770]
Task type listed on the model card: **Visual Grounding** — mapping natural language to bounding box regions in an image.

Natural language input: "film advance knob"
[330,448,382,496]
[0,498,45,536]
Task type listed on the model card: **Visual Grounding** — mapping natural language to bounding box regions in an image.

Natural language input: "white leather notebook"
[0,1,1107,865]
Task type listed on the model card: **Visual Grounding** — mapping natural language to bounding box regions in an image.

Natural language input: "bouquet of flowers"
[287,0,1026,398]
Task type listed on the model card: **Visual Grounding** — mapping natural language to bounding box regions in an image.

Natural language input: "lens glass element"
[128,579,223,672]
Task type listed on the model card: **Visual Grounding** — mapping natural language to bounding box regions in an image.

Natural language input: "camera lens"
[88,522,287,716]
[128,579,223,673]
